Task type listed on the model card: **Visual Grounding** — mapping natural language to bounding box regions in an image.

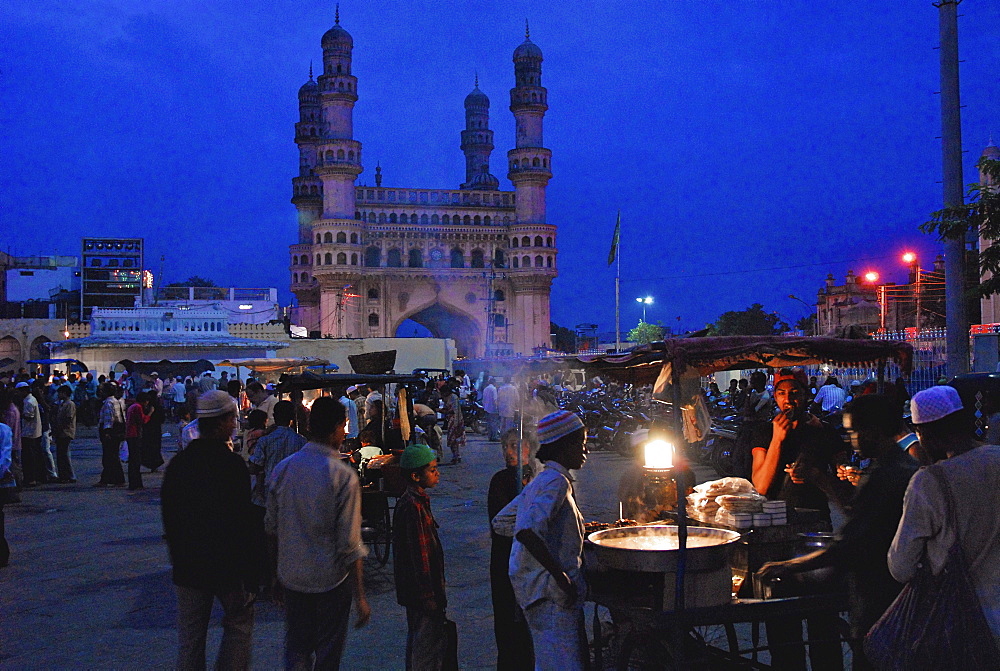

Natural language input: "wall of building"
[150,287,280,324]
[6,266,79,302]
[54,345,278,378]
[0,319,70,372]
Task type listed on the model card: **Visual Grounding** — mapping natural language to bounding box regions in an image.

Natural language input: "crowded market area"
[3,334,998,669]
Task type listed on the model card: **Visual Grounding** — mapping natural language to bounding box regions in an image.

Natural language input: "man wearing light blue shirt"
[265,397,370,669]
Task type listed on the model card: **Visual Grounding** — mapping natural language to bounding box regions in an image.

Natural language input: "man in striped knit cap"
[509,410,589,670]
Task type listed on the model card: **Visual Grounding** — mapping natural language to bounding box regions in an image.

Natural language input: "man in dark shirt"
[759,394,918,669]
[162,390,261,671]
[751,367,849,670]
[487,429,534,670]
[751,368,849,521]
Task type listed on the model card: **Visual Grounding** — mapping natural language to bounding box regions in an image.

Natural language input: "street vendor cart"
[561,335,913,668]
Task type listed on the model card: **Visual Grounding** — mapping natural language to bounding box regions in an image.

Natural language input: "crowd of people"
[748,369,1000,668]
[5,359,998,668]
[0,363,575,669]
[153,367,588,670]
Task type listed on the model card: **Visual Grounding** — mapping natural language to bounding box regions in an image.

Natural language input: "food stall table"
[674,508,833,598]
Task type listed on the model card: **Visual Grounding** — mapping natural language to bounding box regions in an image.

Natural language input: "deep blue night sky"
[2,2,998,334]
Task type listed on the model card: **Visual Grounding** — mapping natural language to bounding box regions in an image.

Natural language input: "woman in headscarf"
[442,380,465,465]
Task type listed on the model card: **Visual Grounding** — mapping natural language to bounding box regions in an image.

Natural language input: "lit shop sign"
[107,269,141,289]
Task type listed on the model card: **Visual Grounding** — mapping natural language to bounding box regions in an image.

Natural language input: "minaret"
[314,9,362,219]
[460,76,499,190]
[291,64,323,244]
[507,21,551,224]
[506,22,556,355]
[309,9,365,338]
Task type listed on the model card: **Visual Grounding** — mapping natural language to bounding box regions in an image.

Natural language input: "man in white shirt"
[171,377,188,421]
[15,383,47,486]
[482,377,499,441]
[150,372,164,397]
[339,391,359,444]
[497,379,519,434]
[246,381,277,427]
[888,386,1000,650]
[509,410,589,671]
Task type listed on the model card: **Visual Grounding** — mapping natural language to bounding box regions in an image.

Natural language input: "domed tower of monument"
[289,67,323,316]
[308,10,366,334]
[315,9,362,218]
[292,68,323,241]
[460,77,500,191]
[506,22,556,354]
[507,22,551,225]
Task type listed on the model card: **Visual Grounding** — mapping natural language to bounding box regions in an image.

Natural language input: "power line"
[620,253,904,283]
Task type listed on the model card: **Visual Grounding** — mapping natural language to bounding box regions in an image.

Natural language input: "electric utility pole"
[936,0,969,375]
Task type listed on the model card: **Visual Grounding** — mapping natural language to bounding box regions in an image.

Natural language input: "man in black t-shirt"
[751,368,850,670]
[750,368,849,521]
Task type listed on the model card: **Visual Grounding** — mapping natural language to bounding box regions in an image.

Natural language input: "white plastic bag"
[693,477,757,498]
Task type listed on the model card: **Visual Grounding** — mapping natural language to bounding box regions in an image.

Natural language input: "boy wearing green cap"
[393,444,447,670]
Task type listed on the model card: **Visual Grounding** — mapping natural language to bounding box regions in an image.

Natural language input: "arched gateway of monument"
[288,17,556,357]
[396,301,482,359]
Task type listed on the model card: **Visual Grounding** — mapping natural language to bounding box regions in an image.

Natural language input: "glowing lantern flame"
[644,439,674,469]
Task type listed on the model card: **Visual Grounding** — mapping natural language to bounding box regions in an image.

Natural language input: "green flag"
[607,211,620,266]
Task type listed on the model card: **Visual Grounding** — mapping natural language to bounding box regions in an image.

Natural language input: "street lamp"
[635,296,653,322]
[902,252,920,329]
[863,271,885,331]
[788,294,817,335]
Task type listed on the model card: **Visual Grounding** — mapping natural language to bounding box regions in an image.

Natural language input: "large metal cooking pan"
[586,525,740,573]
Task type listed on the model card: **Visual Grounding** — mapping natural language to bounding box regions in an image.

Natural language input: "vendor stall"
[558,336,913,667]
[26,358,89,373]
[216,357,336,383]
[113,358,214,392]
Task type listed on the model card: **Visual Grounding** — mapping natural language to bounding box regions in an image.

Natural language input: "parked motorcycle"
[459,397,488,435]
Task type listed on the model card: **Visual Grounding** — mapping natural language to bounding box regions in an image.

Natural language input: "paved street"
[1,425,636,670]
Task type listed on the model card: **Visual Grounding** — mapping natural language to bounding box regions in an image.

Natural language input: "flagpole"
[608,211,621,352]
[615,212,621,352]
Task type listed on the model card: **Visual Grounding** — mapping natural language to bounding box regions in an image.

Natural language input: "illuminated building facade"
[288,16,556,357]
